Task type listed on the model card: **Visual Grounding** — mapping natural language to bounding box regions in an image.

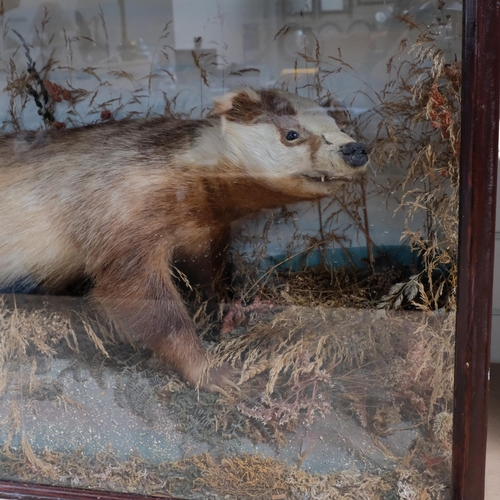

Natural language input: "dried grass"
[361,20,460,312]
[0,445,451,500]
[0,296,78,395]
[208,304,454,439]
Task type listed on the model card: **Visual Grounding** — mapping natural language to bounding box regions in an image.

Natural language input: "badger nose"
[339,142,369,167]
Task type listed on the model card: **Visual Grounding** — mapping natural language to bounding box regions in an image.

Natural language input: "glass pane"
[285,0,315,14]
[321,0,346,11]
[0,0,461,498]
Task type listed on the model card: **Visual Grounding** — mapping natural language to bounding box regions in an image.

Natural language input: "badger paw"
[202,364,240,396]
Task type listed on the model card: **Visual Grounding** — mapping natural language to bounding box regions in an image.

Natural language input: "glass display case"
[0,0,497,499]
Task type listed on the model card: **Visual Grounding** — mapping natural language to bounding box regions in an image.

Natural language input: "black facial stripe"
[270,119,307,148]
[279,132,308,147]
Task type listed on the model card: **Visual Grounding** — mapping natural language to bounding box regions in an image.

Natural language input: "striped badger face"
[213,88,368,199]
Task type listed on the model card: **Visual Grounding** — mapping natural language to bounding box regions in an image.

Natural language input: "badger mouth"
[302,173,354,183]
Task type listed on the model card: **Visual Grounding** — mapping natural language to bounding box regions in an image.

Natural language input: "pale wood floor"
[486,364,500,499]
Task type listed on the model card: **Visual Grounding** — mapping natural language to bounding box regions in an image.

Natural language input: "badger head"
[210,87,368,200]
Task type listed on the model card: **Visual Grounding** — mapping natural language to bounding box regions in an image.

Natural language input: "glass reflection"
[0,0,460,498]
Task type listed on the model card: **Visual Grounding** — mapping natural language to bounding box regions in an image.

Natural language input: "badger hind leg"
[91,248,230,390]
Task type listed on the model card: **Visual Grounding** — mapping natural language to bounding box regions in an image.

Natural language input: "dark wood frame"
[0,483,160,500]
[0,0,499,497]
[452,0,500,495]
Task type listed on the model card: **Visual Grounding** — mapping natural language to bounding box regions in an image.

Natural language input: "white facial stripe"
[297,110,354,146]
[274,90,356,145]
[186,93,364,183]
[220,122,312,177]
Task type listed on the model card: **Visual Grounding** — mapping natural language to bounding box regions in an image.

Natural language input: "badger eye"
[286,130,300,141]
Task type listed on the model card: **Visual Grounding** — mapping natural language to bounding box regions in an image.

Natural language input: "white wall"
[171,0,265,59]
[491,176,500,362]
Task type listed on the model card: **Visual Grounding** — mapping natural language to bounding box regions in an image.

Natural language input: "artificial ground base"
[0,282,453,499]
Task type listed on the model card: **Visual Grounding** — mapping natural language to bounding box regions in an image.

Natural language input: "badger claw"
[202,364,240,395]
[211,385,231,398]
[225,378,241,392]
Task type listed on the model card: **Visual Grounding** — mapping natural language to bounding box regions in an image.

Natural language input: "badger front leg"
[91,248,229,390]
[174,227,232,308]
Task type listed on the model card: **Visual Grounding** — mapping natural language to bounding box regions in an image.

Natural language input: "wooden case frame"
[452,0,500,494]
[0,0,499,497]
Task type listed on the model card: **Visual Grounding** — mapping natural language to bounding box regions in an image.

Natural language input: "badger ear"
[319,94,345,114]
[320,94,354,135]
[212,88,261,115]
[319,95,334,109]
[213,91,238,115]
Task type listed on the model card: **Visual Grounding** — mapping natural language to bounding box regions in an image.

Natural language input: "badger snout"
[339,142,369,168]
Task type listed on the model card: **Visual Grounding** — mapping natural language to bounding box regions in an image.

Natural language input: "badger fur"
[0,88,368,390]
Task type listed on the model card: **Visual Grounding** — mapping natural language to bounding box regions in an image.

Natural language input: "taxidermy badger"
[0,88,369,391]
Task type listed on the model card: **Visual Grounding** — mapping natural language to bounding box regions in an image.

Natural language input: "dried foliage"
[0,288,454,497]
[0,296,77,396]
[209,304,454,437]
[0,445,451,500]
[366,16,461,312]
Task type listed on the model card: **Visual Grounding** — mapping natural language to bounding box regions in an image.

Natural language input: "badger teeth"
[321,175,325,182]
